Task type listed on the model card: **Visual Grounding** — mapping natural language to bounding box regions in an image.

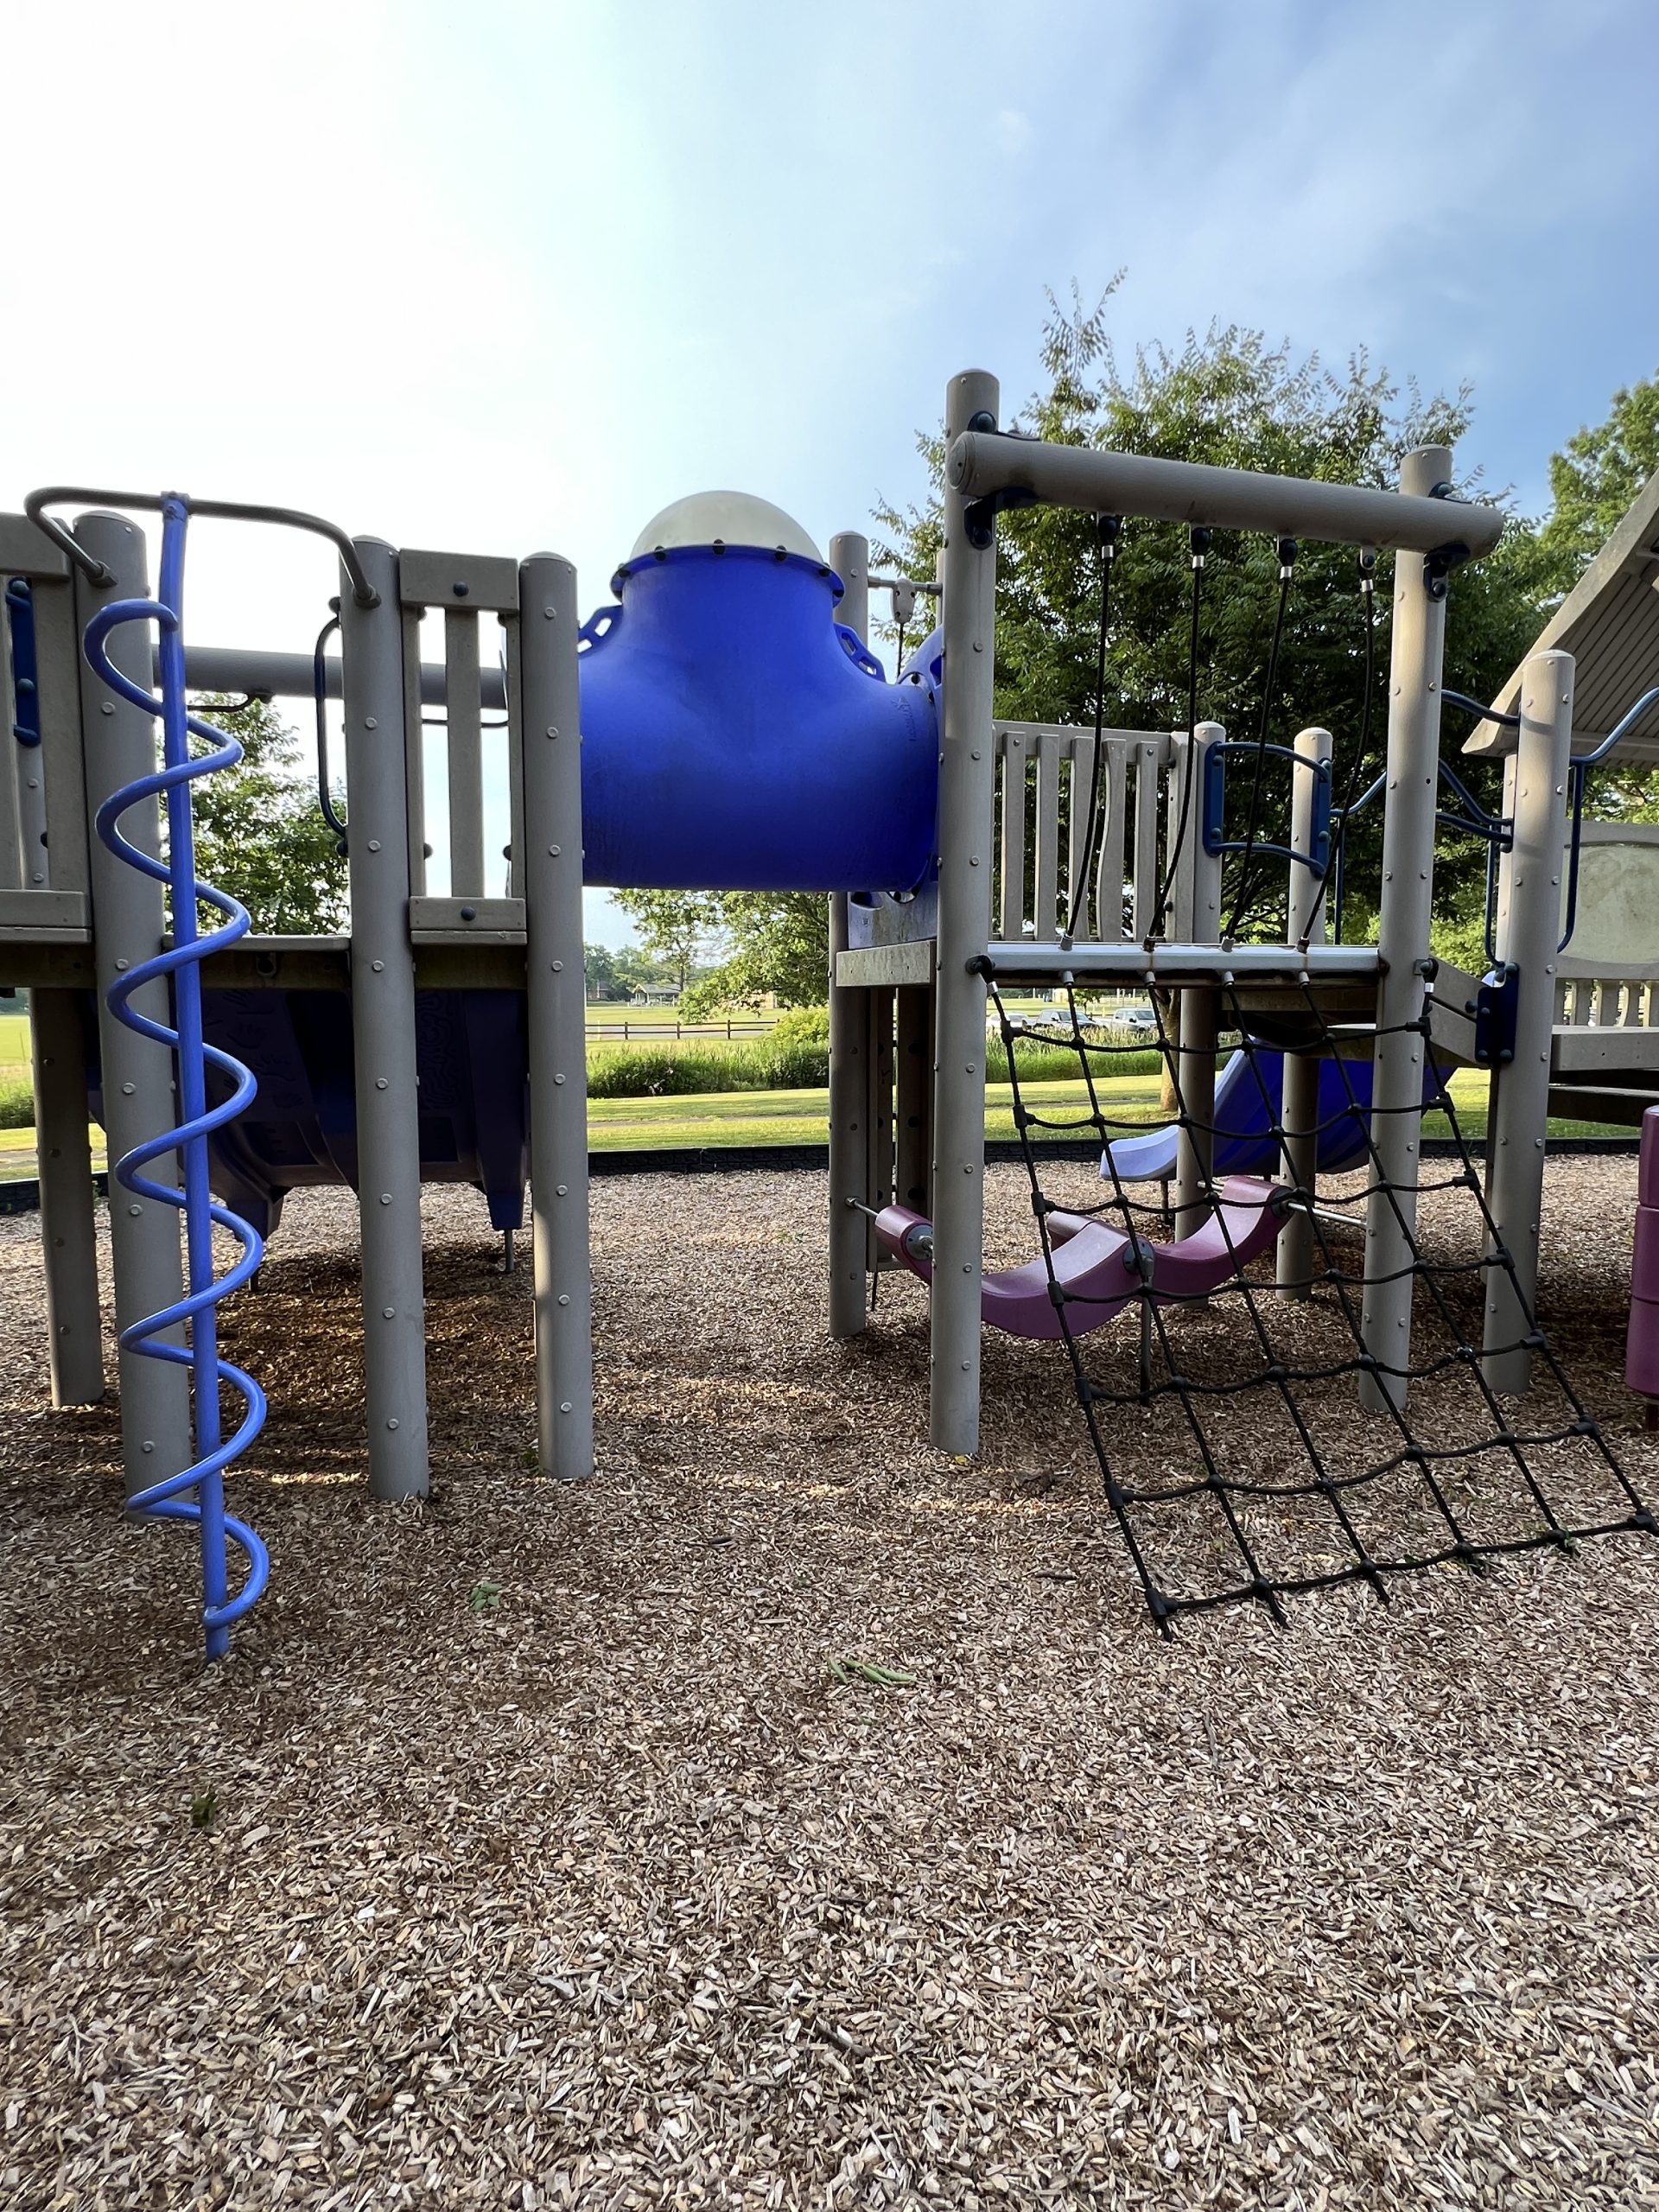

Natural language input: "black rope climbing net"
[988,969,1655,1630]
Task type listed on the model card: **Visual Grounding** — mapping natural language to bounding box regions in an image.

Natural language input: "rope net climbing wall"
[988,972,1655,1630]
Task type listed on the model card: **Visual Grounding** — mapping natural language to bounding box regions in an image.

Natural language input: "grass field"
[0,1067,1632,1181]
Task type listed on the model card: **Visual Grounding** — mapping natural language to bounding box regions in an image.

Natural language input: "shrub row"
[0,1074,35,1130]
[584,1035,1166,1099]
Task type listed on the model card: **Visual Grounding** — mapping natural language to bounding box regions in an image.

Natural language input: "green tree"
[873,286,1550,944]
[1530,371,1659,601]
[582,941,619,997]
[609,889,719,990]
[679,892,829,1015]
[1519,370,1659,828]
[186,696,347,933]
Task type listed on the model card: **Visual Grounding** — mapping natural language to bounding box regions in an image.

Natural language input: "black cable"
[1223,537,1296,939]
[1147,528,1209,942]
[1301,550,1377,947]
[1064,515,1120,942]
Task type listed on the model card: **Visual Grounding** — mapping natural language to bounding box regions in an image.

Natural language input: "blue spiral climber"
[83,496,269,1662]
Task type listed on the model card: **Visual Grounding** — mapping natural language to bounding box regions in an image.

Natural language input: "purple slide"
[874,1179,1284,1342]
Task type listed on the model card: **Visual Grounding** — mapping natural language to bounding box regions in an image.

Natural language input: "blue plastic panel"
[577,546,938,893]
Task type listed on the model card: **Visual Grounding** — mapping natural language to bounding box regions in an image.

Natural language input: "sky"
[6,0,1657,944]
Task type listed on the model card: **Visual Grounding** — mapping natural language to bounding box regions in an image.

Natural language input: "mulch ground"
[1,1158,1656,2209]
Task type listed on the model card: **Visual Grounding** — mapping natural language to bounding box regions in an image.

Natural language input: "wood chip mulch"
[1,1157,1656,2209]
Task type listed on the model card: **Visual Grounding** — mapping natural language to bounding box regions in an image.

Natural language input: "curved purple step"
[875,1178,1284,1342]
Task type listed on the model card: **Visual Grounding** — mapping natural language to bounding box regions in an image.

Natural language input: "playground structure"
[3,370,1657,1649]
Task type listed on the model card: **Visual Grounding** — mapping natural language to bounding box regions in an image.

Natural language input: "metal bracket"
[1472,961,1520,1066]
[398,549,520,613]
[963,485,1036,551]
[960,409,1039,549]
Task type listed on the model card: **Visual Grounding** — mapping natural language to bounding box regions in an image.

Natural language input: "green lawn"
[0,1011,27,1081]
[0,1068,1633,1182]
[583,1067,1630,1153]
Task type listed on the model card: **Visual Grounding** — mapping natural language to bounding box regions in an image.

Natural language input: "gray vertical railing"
[1277,724,1334,1296]
[930,368,1000,1456]
[31,575,90,901]
[1033,729,1062,935]
[400,616,428,895]
[993,721,1163,944]
[340,539,429,1501]
[1484,651,1574,1390]
[0,589,21,888]
[1131,739,1162,938]
[996,727,1027,940]
[443,607,486,899]
[1091,739,1129,941]
[518,553,594,1477]
[1360,447,1452,1414]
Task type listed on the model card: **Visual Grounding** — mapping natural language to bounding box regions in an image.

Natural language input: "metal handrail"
[24,486,379,607]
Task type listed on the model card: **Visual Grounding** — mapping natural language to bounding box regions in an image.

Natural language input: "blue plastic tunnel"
[575,496,938,894]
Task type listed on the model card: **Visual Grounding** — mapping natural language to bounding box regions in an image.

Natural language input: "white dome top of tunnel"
[628,492,823,563]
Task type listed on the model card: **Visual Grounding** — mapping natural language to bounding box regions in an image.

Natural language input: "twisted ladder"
[83,496,268,1662]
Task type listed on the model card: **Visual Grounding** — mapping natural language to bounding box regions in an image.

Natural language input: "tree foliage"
[1531,371,1659,599]
[185,696,347,933]
[874,286,1553,939]
[623,328,1656,1000]
[608,888,716,989]
[608,889,829,1014]
[679,892,829,1016]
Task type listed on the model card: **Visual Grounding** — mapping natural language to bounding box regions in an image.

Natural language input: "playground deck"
[1,1160,1655,2209]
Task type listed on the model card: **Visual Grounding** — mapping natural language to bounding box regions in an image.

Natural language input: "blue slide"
[1102,1048,1443,1184]
[83,986,531,1241]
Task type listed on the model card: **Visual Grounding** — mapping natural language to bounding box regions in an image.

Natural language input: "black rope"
[1302,550,1377,947]
[1064,515,1120,942]
[987,968,1653,1632]
[1147,527,1209,943]
[1223,537,1297,939]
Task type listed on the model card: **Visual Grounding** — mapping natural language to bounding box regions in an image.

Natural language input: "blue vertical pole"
[154,500,228,1656]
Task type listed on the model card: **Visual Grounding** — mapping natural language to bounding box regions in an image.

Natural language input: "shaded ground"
[0,1160,1656,2209]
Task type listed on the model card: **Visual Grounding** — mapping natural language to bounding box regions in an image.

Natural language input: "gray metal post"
[1172,723,1223,1234]
[74,512,191,1494]
[931,370,1000,1455]
[1277,724,1333,1295]
[828,531,871,1336]
[29,988,104,1404]
[340,540,429,1500]
[1483,651,1573,1391]
[518,553,594,1477]
[1360,448,1452,1415]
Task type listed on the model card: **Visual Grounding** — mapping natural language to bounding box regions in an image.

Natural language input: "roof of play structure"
[1464,465,1659,762]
